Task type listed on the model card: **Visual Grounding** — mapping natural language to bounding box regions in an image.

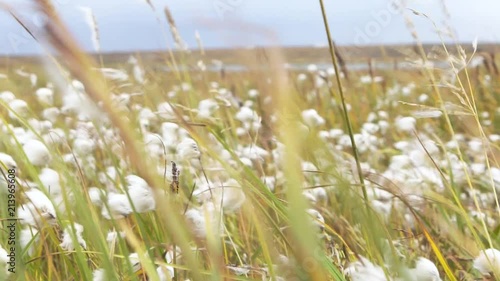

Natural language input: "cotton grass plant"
[0,0,500,280]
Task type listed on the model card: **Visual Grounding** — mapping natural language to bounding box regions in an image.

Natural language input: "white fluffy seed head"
[20,227,39,257]
[92,269,106,281]
[18,188,57,227]
[101,193,132,220]
[72,138,96,156]
[23,139,51,166]
[88,187,105,207]
[0,246,7,265]
[474,248,500,276]
[0,91,15,103]
[344,256,387,281]
[410,257,441,281]
[0,153,16,171]
[35,87,54,106]
[395,116,416,133]
[157,102,175,119]
[106,230,125,243]
[235,106,259,123]
[60,223,86,251]
[42,107,60,123]
[39,168,61,195]
[185,202,223,239]
[197,99,219,119]
[177,138,201,161]
[306,209,325,232]
[216,179,246,213]
[8,99,29,120]
[127,184,156,213]
[302,109,325,128]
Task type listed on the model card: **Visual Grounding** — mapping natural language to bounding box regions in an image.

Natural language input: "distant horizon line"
[2,41,499,58]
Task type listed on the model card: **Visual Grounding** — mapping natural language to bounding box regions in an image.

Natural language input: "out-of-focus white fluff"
[302,109,325,128]
[39,168,61,195]
[42,107,60,123]
[235,106,260,124]
[92,269,106,281]
[0,153,16,192]
[474,248,500,276]
[0,245,8,275]
[344,256,388,281]
[97,68,129,82]
[20,227,39,257]
[62,80,101,120]
[0,91,15,103]
[106,230,125,243]
[185,202,223,239]
[35,87,54,106]
[177,138,201,161]
[214,179,246,213]
[395,116,416,133]
[157,102,175,119]
[8,99,29,120]
[23,139,51,166]
[306,209,325,232]
[72,137,96,156]
[125,175,156,213]
[197,99,219,119]
[98,175,155,219]
[88,187,105,207]
[60,223,86,251]
[18,188,57,227]
[101,192,132,220]
[408,257,442,281]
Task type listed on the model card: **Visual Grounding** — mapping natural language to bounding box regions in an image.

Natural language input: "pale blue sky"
[0,0,499,55]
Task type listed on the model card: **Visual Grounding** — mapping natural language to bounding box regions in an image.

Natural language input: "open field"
[2,3,500,281]
[2,43,500,66]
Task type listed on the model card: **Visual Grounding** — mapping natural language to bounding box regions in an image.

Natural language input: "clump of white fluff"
[99,175,155,220]
[177,138,201,161]
[156,247,179,280]
[306,209,325,232]
[60,223,86,251]
[125,175,156,213]
[214,179,246,213]
[20,227,39,256]
[344,256,387,281]
[0,245,8,276]
[23,139,51,166]
[72,137,96,156]
[88,187,105,207]
[409,257,442,281]
[302,109,325,128]
[157,102,175,119]
[39,168,61,195]
[395,116,416,133]
[106,230,125,243]
[101,193,132,220]
[62,80,101,120]
[18,188,57,227]
[92,268,106,281]
[8,99,29,120]
[0,152,16,192]
[235,106,261,132]
[35,87,54,106]
[197,99,219,119]
[474,248,500,276]
[185,202,223,239]
[0,91,15,103]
